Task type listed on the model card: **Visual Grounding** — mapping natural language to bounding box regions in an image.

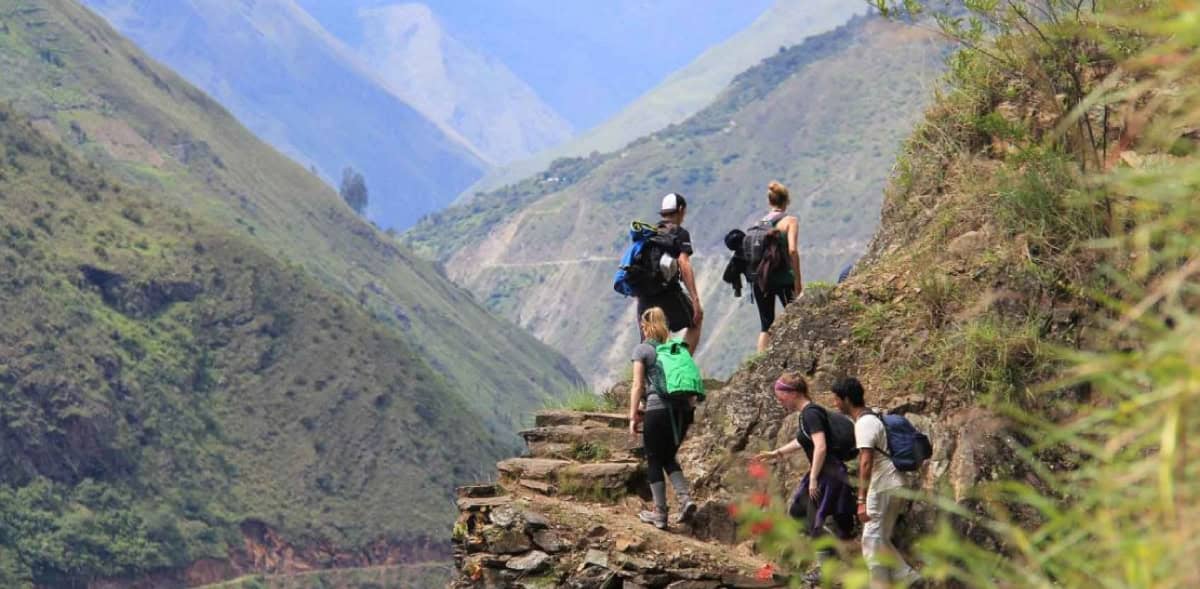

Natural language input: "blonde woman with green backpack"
[628,307,705,530]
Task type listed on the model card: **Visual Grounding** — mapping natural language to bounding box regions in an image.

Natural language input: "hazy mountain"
[462,0,869,198]
[0,0,580,583]
[405,13,947,384]
[355,3,573,164]
[300,0,779,130]
[81,0,488,229]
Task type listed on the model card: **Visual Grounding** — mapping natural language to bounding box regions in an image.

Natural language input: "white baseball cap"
[660,192,687,214]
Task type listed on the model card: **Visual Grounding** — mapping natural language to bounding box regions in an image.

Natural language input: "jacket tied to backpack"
[724,212,789,296]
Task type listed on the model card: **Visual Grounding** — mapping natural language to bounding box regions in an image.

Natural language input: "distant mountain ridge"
[81,0,489,229]
[404,13,947,385]
[356,3,573,165]
[460,0,868,200]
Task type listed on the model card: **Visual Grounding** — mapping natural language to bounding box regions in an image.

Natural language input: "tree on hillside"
[340,167,368,215]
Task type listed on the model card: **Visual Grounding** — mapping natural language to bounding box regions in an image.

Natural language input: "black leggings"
[753,283,795,332]
[642,403,694,485]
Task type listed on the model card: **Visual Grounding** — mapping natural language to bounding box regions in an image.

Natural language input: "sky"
[293,0,776,130]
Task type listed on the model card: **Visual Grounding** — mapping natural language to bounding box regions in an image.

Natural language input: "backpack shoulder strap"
[861,410,891,457]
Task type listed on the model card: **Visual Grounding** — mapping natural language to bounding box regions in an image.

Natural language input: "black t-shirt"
[795,404,830,462]
[657,221,694,257]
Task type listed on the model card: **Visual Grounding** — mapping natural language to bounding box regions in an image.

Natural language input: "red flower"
[755,563,776,581]
[727,503,740,519]
[750,492,771,508]
[747,460,769,480]
[749,519,774,536]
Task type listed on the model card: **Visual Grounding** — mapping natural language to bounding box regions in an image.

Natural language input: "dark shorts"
[753,283,795,332]
[637,286,695,333]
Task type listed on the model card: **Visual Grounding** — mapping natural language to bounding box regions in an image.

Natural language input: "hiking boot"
[638,509,668,530]
[801,569,823,586]
[675,501,698,525]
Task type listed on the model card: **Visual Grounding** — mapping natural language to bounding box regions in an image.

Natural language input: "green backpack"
[653,339,705,399]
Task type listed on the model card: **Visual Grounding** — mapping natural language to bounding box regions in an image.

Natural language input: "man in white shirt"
[833,377,921,587]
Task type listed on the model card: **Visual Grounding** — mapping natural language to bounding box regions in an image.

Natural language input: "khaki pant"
[862,488,919,586]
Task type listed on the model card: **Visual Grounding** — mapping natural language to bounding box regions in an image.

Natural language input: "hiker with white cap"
[633,192,704,353]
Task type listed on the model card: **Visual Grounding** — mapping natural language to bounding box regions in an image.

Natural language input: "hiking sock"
[668,470,692,505]
[650,481,669,514]
[668,470,698,524]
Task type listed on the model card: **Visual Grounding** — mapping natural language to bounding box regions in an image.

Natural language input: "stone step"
[535,410,630,429]
[456,495,512,512]
[497,458,645,501]
[497,458,572,481]
[525,441,640,462]
[520,425,639,458]
[456,483,502,499]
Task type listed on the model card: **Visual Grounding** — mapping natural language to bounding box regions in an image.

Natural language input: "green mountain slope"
[404,14,948,384]
[0,0,580,438]
[0,0,581,585]
[0,105,492,585]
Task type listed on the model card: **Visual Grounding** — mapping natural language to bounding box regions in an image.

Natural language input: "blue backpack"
[614,221,677,297]
[867,412,932,472]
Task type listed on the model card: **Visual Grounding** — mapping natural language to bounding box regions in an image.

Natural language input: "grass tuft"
[546,387,615,413]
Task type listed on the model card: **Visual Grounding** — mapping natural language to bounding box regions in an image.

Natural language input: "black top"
[657,221,694,257]
[795,404,831,463]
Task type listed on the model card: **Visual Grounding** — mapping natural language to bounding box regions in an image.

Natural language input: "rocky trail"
[452,410,794,588]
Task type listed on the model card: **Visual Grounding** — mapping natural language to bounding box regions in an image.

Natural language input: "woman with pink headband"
[756,372,857,580]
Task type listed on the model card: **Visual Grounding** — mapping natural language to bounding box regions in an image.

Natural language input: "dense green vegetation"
[404,13,949,382]
[0,105,496,585]
[0,0,582,585]
[729,2,1200,586]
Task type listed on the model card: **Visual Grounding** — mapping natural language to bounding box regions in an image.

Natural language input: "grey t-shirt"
[632,342,666,411]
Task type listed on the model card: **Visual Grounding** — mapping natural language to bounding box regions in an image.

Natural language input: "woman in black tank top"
[755,181,803,352]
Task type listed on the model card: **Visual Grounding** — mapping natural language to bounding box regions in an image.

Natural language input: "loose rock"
[532,529,568,553]
[507,550,551,573]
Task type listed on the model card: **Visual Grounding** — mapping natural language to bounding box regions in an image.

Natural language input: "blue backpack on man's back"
[614,221,678,297]
[868,412,933,472]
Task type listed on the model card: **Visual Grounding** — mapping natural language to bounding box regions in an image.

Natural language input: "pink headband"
[773,378,799,393]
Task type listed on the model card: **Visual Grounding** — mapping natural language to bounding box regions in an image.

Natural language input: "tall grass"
[736,2,1200,587]
[545,386,615,413]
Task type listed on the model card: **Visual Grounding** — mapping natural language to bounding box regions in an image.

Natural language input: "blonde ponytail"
[640,307,670,343]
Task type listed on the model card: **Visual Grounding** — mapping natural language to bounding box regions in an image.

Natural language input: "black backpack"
[740,213,784,284]
[799,405,860,462]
